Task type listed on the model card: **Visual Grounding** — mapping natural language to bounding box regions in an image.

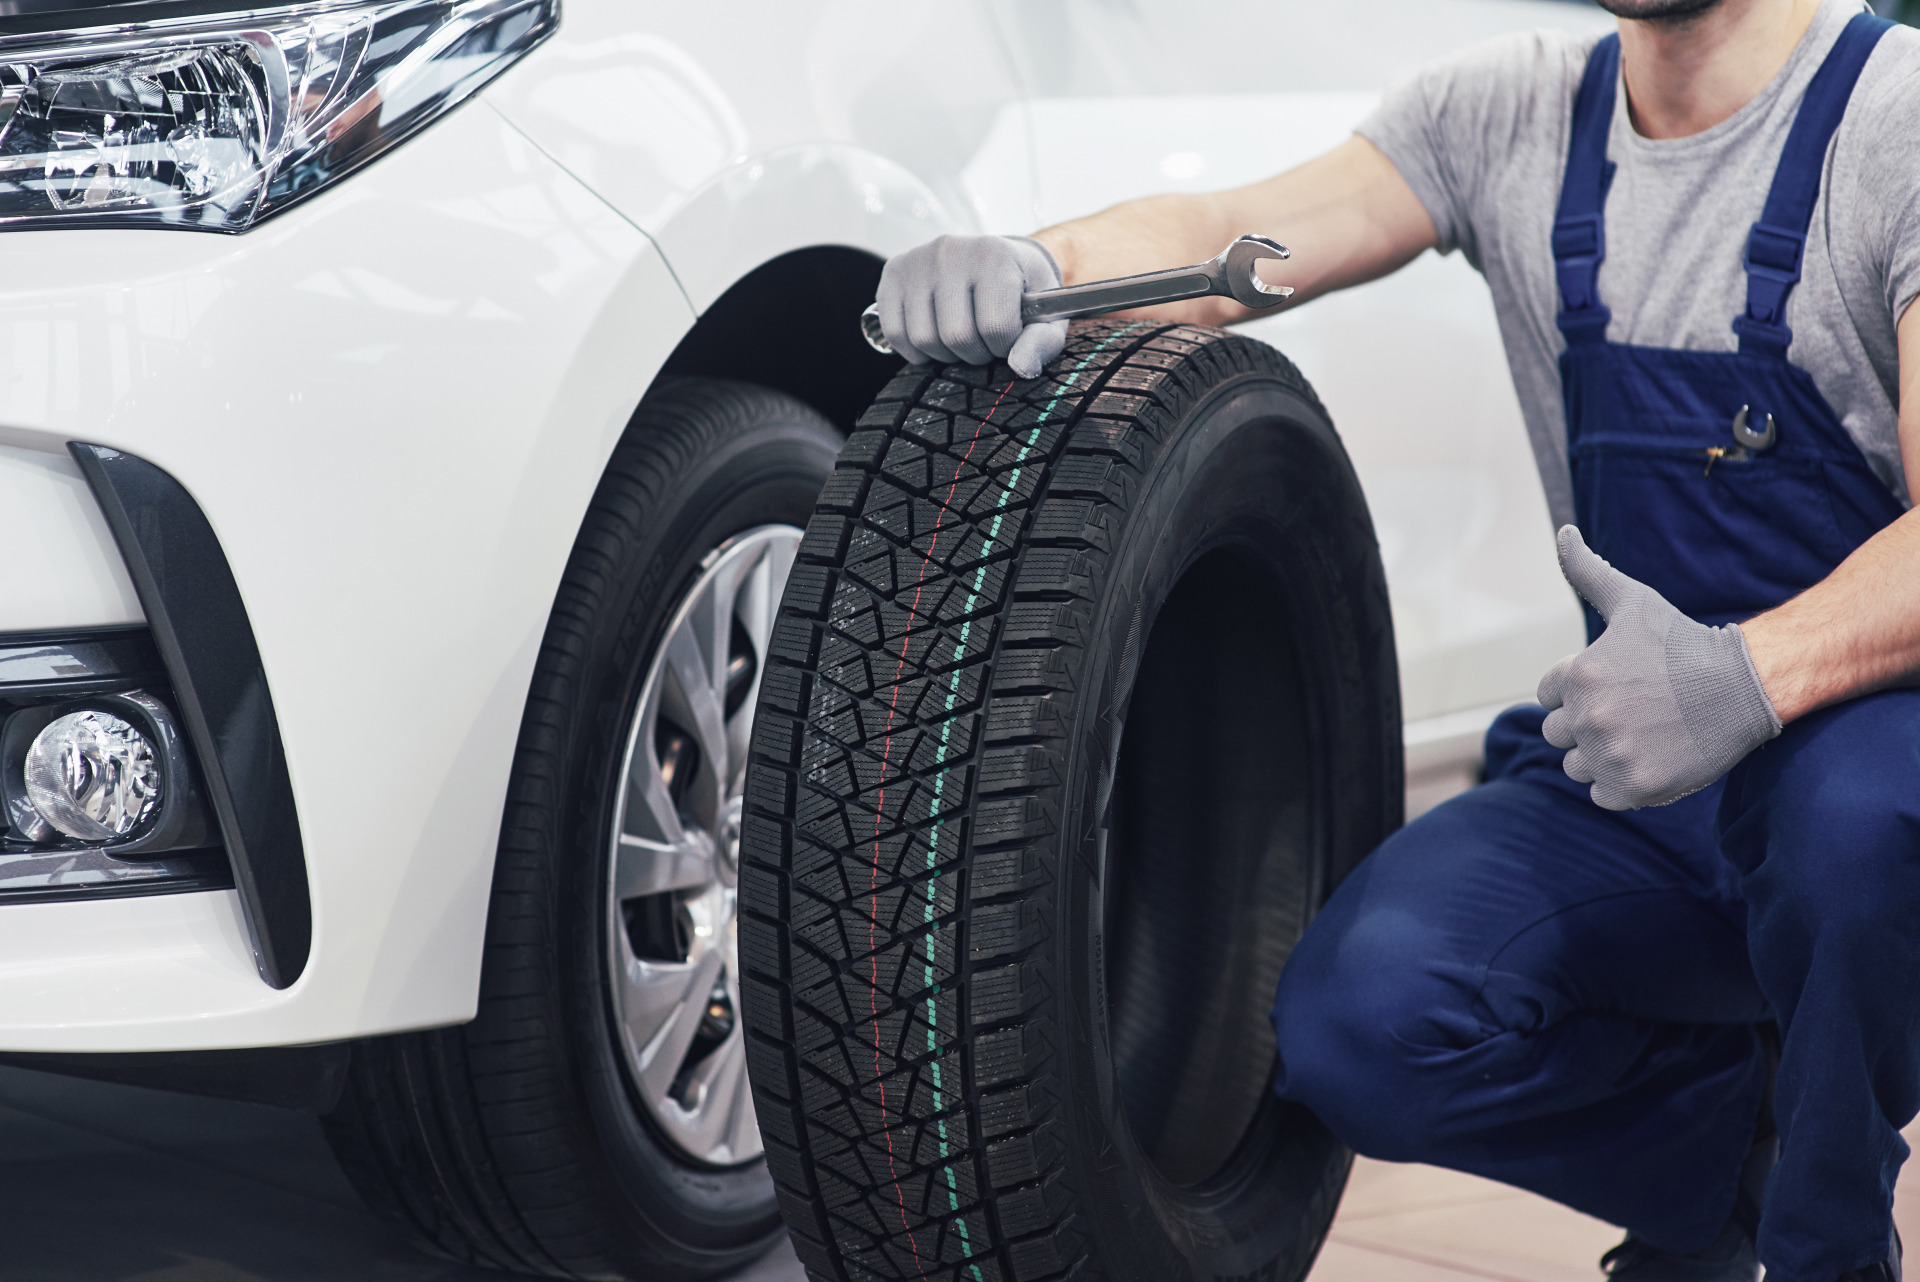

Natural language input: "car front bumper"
[0,98,695,1050]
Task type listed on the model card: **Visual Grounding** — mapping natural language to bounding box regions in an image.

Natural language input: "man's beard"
[1596,0,1724,22]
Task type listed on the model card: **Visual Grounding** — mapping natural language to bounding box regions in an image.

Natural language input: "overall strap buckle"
[1734,221,1804,357]
[1554,213,1612,343]
[1733,11,1893,359]
[1552,34,1620,347]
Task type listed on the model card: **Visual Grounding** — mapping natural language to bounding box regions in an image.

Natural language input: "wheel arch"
[656,245,900,433]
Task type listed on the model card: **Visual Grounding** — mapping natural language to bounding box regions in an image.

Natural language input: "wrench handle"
[1019,267,1215,324]
[857,235,1291,355]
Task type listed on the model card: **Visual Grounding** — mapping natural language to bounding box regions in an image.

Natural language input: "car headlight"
[0,0,557,233]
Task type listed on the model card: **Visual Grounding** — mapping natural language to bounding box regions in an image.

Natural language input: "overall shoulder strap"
[1554,33,1621,346]
[1734,11,1895,358]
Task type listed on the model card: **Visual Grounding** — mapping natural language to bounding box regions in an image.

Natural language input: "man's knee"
[1271,898,1488,1161]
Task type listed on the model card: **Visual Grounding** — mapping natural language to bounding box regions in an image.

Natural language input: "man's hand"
[1538,526,1782,810]
[871,235,1068,378]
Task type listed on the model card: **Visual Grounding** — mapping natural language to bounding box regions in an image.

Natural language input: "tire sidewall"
[1046,373,1394,1281]
[546,383,840,1253]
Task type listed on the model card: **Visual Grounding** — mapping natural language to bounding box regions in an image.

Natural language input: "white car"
[0,1,1615,1277]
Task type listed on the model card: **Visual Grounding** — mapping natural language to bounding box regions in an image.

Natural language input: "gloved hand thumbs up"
[1556,525,1637,621]
[1531,524,1781,810]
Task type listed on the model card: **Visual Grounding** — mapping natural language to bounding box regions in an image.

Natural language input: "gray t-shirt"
[1359,0,1920,529]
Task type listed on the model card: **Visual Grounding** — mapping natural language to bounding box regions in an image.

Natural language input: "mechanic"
[866,2,1920,1280]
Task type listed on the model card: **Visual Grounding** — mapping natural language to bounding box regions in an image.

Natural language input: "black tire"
[738,322,1402,1282]
[322,377,844,1280]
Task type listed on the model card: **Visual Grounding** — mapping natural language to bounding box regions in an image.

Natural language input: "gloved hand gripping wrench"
[859,233,1294,354]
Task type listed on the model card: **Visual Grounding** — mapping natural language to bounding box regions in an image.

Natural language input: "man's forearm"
[1030,135,1439,329]
[1742,505,1920,722]
[1033,193,1242,327]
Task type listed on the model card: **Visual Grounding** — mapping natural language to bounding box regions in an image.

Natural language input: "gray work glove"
[872,234,1068,378]
[1537,526,1782,810]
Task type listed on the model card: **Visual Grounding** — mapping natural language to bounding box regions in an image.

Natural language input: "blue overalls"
[1272,14,1920,1282]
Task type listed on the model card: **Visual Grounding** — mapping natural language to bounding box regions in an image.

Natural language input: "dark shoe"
[1601,1230,1759,1280]
[1604,1037,1776,1281]
[1835,1264,1899,1282]
[1830,1227,1902,1282]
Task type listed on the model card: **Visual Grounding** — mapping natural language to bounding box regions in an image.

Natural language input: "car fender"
[482,0,1037,296]
[651,144,968,314]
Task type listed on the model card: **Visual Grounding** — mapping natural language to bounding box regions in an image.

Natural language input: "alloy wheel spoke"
[745,536,796,645]
[620,957,702,1054]
[719,1042,759,1161]
[620,692,685,851]
[724,545,790,789]
[613,832,714,900]
[662,622,731,829]
[672,1024,750,1160]
[636,947,726,1103]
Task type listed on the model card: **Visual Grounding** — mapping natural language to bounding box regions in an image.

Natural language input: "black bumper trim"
[0,1041,352,1113]
[68,443,311,989]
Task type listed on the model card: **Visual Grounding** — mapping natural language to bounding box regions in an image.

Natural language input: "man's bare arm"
[1741,300,1920,722]
[1029,135,1441,328]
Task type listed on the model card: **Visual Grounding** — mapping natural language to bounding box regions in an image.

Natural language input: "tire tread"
[740,324,1331,1281]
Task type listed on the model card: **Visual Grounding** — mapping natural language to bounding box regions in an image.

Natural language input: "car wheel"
[738,322,1402,1281]
[322,377,843,1280]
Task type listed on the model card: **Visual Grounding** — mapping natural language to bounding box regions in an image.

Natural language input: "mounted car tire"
[737,321,1403,1282]
[322,377,843,1280]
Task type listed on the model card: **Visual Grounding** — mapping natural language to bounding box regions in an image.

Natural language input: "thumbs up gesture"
[1537,527,1783,810]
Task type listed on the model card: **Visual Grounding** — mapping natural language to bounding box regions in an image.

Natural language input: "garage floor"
[1,1064,1916,1282]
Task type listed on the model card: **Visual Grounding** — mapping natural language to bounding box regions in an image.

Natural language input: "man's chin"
[1597,0,1724,21]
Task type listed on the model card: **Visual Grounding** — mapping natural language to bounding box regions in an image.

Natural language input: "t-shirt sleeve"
[1847,50,1920,326]
[1357,31,1590,271]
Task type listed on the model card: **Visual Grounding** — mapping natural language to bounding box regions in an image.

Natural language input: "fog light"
[22,710,160,841]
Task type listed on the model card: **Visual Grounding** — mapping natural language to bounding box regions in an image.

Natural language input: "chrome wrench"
[859,233,1293,354]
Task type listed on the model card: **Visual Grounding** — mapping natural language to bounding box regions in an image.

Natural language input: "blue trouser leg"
[1272,716,1769,1250]
[1273,696,1920,1280]
[1718,689,1920,1282]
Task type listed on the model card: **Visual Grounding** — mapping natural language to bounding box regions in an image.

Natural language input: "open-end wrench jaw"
[1218,234,1293,308]
[860,233,1293,355]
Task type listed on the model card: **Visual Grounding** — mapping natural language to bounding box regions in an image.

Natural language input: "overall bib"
[1273,15,1920,1281]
